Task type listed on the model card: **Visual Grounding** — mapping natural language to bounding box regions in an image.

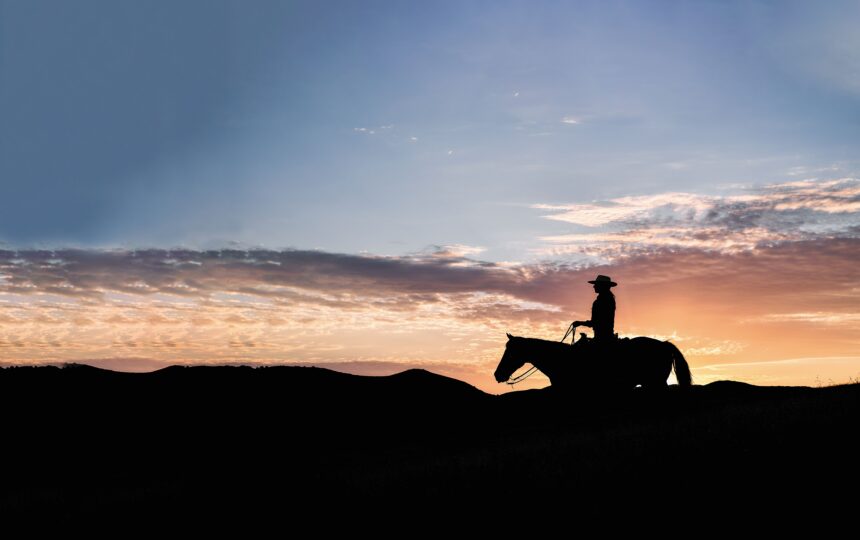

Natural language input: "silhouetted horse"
[494,334,692,391]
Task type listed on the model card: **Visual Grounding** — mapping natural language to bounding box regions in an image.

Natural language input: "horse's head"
[494,333,527,383]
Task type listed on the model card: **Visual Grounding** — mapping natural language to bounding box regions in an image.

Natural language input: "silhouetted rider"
[572,274,617,343]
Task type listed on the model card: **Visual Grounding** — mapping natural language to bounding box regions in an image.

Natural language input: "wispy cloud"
[533,178,860,260]
[425,244,486,258]
[535,192,715,227]
[1,237,857,311]
[686,341,746,357]
[752,312,860,325]
[561,116,581,125]
[354,125,394,135]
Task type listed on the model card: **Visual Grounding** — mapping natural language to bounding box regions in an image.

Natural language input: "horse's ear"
[506,332,512,339]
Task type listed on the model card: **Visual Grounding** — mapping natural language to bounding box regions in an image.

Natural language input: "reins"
[505,322,576,385]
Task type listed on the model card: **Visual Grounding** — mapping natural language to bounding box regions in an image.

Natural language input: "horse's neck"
[521,338,568,376]
[523,337,568,353]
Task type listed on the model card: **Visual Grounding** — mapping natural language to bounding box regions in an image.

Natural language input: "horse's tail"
[666,341,692,386]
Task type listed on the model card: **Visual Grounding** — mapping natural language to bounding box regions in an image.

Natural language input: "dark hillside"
[1,365,857,525]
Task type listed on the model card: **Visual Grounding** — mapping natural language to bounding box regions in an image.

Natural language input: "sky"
[0,0,858,392]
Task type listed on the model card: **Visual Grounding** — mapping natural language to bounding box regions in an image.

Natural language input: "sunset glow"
[1,1,858,392]
[2,223,857,392]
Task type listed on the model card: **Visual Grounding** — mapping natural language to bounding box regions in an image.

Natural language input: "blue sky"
[1,0,858,260]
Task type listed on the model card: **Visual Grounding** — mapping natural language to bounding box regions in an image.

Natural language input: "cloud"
[533,178,860,260]
[1,236,857,311]
[424,244,486,258]
[0,228,857,392]
[354,125,393,136]
[685,341,746,357]
[561,116,581,124]
[752,312,860,325]
[0,247,553,336]
[534,192,714,227]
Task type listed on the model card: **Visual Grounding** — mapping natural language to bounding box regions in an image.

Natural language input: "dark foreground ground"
[1,365,858,527]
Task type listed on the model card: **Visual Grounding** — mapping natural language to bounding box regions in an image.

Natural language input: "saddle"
[573,332,627,360]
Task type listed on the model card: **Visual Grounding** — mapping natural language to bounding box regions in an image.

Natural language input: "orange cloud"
[0,234,858,393]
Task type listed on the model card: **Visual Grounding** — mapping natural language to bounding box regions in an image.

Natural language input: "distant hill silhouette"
[1,364,857,526]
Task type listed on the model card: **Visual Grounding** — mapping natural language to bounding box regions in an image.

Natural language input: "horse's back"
[597,336,672,388]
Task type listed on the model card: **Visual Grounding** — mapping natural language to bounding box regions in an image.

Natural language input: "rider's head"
[588,275,617,294]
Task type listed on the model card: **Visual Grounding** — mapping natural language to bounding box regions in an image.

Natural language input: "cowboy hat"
[587,274,617,287]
